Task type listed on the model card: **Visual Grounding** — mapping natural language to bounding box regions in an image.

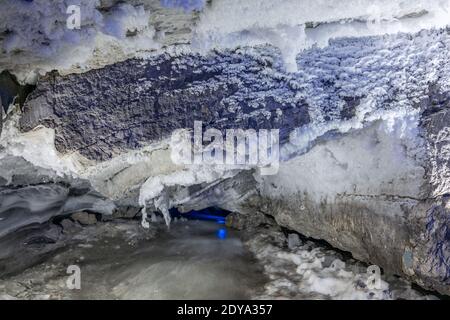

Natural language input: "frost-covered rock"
[3,0,450,82]
[193,0,450,72]
[18,49,309,160]
[0,0,161,82]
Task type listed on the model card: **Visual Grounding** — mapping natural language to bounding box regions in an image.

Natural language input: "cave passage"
[169,207,230,225]
[74,220,267,299]
[0,210,267,300]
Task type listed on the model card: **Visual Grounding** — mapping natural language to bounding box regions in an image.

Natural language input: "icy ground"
[0,219,266,300]
[0,218,438,300]
[245,227,438,300]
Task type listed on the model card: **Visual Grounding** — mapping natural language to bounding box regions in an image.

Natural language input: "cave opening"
[169,207,231,224]
[169,207,231,239]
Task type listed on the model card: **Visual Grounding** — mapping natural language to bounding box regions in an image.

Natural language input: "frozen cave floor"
[0,218,439,300]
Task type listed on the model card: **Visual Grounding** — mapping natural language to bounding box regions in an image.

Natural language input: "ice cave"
[0,0,450,303]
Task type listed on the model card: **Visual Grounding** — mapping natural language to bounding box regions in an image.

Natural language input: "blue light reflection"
[216,228,227,240]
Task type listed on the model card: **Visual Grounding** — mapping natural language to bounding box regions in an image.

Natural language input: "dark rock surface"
[0,222,64,277]
[0,156,115,276]
[71,212,98,226]
[19,50,310,161]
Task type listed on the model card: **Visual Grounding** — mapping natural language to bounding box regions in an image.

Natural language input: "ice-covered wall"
[0,0,159,82]
[193,0,450,71]
[2,0,450,80]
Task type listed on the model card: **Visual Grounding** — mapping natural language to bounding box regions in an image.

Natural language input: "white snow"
[102,3,150,39]
[2,0,449,78]
[258,115,426,204]
[0,0,159,83]
[247,228,437,300]
[251,28,449,204]
[0,109,82,177]
[193,0,450,71]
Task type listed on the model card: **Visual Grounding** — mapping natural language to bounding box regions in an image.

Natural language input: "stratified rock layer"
[0,156,116,275]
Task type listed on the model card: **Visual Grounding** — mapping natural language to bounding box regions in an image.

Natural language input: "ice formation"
[0,0,159,82]
[247,228,437,300]
[192,0,450,71]
[0,109,81,177]
[2,0,450,78]
[139,165,238,227]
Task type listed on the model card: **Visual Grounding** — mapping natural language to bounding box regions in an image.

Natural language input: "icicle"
[155,190,171,228]
[161,207,172,228]
[141,206,150,229]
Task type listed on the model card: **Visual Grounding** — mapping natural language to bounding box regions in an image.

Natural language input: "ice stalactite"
[138,173,171,228]
[137,164,237,228]
[192,21,308,73]
[141,206,150,229]
[154,190,172,228]
[140,191,171,228]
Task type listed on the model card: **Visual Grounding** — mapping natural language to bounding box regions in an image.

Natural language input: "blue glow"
[170,207,230,224]
[216,228,227,240]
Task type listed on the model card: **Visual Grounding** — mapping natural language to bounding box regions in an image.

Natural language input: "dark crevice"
[0,70,36,113]
[169,206,231,223]
[280,226,356,263]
